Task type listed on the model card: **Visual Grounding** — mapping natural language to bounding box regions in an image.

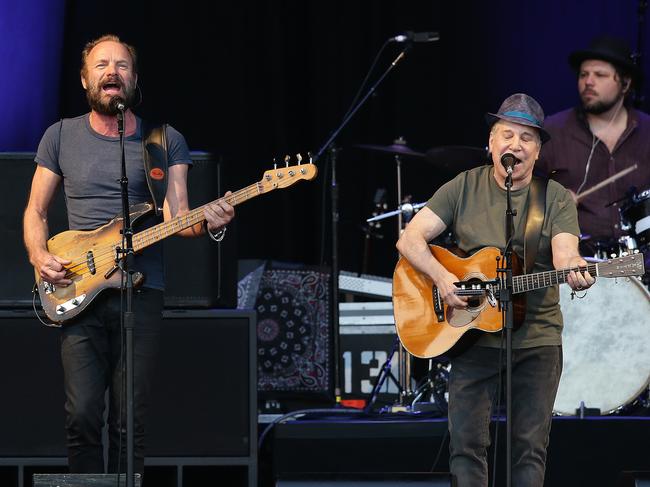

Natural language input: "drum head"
[554,277,650,415]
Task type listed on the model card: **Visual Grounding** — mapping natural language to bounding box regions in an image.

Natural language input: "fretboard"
[512,263,598,294]
[131,181,263,252]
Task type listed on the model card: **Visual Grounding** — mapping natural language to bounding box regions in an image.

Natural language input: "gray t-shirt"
[35,113,192,289]
[426,164,580,348]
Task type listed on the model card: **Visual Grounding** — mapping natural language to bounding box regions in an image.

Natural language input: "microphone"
[390,31,440,43]
[500,153,520,174]
[110,97,126,112]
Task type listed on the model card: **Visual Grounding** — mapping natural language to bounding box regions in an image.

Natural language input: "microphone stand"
[116,107,137,487]
[314,45,411,404]
[498,168,516,487]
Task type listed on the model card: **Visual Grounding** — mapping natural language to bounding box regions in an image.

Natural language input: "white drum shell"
[554,277,650,415]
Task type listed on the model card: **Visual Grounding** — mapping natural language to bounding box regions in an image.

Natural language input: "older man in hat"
[538,35,650,257]
[396,93,594,486]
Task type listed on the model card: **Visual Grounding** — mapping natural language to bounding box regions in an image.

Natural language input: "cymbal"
[354,143,426,158]
[425,146,487,174]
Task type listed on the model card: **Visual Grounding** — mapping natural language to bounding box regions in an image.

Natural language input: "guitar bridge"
[486,286,497,308]
[432,286,445,322]
[55,294,87,315]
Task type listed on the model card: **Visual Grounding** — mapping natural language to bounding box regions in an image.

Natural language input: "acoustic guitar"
[35,162,317,324]
[392,245,645,358]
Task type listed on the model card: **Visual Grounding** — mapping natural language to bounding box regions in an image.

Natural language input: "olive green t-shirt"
[426,164,580,348]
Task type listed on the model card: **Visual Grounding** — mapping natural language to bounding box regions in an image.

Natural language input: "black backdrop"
[48,1,650,278]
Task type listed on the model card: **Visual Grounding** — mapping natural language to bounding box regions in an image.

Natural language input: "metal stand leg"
[365,335,404,412]
[394,147,414,405]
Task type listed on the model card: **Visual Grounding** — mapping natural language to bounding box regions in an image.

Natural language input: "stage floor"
[261,412,650,487]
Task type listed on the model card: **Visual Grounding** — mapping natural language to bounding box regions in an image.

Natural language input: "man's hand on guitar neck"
[33,250,72,287]
[204,190,235,234]
[551,233,595,292]
[565,255,595,292]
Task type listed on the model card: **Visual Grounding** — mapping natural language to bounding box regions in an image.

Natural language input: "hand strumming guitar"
[32,249,72,287]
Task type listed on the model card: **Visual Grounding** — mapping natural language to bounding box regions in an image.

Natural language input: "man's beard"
[85,77,136,116]
[582,89,625,115]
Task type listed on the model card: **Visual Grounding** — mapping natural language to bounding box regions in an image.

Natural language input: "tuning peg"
[296,153,302,165]
[307,152,313,164]
[284,155,290,167]
[273,157,277,170]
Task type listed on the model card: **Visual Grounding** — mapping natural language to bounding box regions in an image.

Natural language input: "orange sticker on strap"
[150,168,165,180]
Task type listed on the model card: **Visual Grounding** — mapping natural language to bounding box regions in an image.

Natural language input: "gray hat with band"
[485,93,550,144]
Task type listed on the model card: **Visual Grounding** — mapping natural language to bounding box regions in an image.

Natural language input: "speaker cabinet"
[0,153,67,307]
[148,309,257,457]
[0,309,66,456]
[163,152,237,309]
[0,308,256,460]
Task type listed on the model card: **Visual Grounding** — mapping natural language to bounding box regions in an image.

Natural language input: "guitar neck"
[512,263,599,294]
[131,181,262,252]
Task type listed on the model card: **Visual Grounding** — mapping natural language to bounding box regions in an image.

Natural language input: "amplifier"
[0,152,67,307]
[338,271,392,299]
[163,152,237,308]
[338,302,399,400]
[0,309,257,459]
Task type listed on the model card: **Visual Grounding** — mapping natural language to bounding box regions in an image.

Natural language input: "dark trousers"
[60,288,163,473]
[448,345,562,487]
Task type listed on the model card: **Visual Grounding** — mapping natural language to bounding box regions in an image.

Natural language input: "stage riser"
[269,418,650,487]
[276,474,451,486]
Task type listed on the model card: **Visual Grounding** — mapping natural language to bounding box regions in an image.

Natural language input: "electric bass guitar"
[392,245,645,359]
[35,162,318,324]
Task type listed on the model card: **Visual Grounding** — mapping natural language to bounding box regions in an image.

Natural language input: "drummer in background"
[537,35,650,258]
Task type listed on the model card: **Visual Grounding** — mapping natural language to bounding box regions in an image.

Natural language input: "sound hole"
[464,277,485,309]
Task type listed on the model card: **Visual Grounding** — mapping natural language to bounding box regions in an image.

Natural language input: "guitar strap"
[523,175,548,274]
[141,122,169,216]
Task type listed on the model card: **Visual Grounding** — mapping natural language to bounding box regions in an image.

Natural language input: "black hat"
[485,93,550,144]
[568,35,641,83]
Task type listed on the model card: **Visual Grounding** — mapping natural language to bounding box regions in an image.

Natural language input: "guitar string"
[59,196,230,277]
[57,171,310,281]
[513,264,598,293]
[60,184,262,279]
[59,166,315,275]
[451,263,602,296]
[65,167,309,274]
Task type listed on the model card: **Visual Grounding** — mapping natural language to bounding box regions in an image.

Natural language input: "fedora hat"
[485,93,550,144]
[568,35,641,83]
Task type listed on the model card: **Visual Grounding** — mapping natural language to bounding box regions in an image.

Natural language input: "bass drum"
[553,277,650,415]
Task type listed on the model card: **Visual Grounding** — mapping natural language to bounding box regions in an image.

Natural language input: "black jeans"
[60,288,163,473]
[448,345,562,487]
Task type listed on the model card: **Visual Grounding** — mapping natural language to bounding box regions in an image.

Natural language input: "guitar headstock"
[598,253,645,277]
[259,153,318,192]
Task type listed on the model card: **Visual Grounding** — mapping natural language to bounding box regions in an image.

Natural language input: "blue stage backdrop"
[1,0,65,151]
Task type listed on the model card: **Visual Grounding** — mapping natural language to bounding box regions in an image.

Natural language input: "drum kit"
[356,139,650,416]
